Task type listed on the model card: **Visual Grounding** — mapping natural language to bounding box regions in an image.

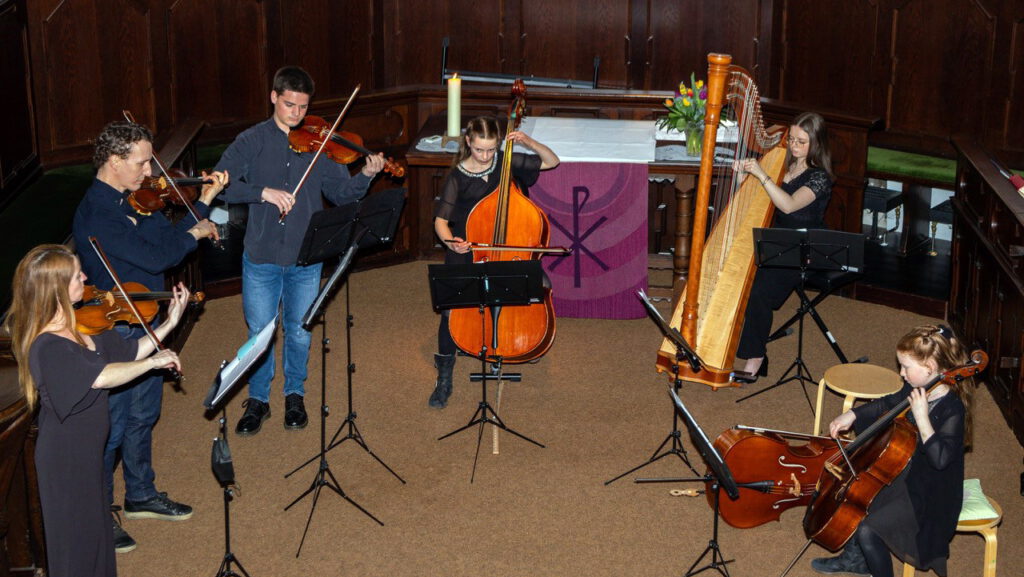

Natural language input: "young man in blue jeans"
[215,65,384,435]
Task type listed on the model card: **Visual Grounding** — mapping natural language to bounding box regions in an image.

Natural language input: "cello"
[801,350,988,552]
[710,425,848,528]
[447,80,557,363]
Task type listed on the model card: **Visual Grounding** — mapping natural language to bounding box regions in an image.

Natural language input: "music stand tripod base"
[428,262,547,482]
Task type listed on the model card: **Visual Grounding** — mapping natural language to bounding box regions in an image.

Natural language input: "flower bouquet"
[657,73,707,157]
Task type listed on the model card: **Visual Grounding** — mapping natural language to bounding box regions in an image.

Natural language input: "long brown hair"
[3,245,83,407]
[786,111,833,180]
[896,324,975,447]
[451,116,502,170]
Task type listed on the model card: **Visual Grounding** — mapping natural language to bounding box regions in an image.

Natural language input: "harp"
[656,53,789,388]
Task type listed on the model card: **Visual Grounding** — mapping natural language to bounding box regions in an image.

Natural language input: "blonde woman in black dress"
[5,244,187,576]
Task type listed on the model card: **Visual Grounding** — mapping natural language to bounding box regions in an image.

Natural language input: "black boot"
[428,353,455,409]
[810,539,871,576]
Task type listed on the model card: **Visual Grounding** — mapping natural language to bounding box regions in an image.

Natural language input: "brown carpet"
[113,262,1021,577]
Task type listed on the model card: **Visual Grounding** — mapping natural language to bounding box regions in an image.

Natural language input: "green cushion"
[959,478,998,521]
[867,147,956,185]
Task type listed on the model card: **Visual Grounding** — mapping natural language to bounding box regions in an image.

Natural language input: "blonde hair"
[3,245,83,407]
[896,324,975,446]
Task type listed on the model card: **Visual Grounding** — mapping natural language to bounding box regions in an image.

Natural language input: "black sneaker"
[111,509,136,553]
[236,398,270,436]
[124,492,194,521]
[284,393,308,430]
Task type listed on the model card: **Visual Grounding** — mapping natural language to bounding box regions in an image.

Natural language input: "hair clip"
[937,324,954,340]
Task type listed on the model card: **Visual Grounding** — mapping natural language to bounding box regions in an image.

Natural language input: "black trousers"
[735,266,802,359]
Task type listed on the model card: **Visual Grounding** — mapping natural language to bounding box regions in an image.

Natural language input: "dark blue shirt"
[214,117,372,266]
[72,178,209,290]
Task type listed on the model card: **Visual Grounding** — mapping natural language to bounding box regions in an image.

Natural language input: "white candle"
[447,74,462,138]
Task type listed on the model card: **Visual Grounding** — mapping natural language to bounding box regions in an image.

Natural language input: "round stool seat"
[814,363,902,436]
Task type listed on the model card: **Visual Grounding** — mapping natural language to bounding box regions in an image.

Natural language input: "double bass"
[447,80,557,363]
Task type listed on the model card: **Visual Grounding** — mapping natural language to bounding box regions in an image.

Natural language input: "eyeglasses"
[786,137,809,146]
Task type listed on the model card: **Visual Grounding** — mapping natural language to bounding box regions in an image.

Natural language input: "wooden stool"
[902,496,1003,577]
[813,363,902,436]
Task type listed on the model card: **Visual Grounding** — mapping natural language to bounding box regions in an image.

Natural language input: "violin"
[289,115,405,178]
[75,282,205,335]
[86,236,184,380]
[128,168,209,215]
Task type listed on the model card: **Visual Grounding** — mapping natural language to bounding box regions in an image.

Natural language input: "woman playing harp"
[656,53,793,388]
[730,111,834,383]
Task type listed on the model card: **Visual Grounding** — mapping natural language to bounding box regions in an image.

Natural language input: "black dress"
[30,331,137,577]
[852,382,965,575]
[736,166,832,359]
[433,153,543,355]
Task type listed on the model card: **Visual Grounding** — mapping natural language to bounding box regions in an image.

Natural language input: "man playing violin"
[214,65,385,436]
[72,120,228,553]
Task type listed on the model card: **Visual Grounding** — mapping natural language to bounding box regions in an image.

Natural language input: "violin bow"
[280,84,362,224]
[87,236,183,381]
[121,110,223,250]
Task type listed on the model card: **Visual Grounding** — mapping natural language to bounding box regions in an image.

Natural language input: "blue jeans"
[105,324,162,504]
[242,253,321,403]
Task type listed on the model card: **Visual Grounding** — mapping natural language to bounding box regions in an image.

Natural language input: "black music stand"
[428,260,546,482]
[637,387,743,577]
[203,317,278,577]
[605,290,701,485]
[736,229,863,411]
[283,188,406,557]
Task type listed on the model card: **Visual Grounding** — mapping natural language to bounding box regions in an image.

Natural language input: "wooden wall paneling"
[776,0,881,116]
[519,0,628,88]
[0,0,37,199]
[166,0,267,128]
[1001,6,1024,155]
[272,0,374,98]
[646,0,764,92]
[881,0,996,155]
[27,0,156,165]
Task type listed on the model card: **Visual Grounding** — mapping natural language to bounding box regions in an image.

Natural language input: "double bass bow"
[446,80,559,363]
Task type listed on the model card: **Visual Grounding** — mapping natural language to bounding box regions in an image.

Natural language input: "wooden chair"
[902,496,1002,577]
[814,363,903,436]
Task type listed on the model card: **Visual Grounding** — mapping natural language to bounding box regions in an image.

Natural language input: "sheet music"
[207,314,278,409]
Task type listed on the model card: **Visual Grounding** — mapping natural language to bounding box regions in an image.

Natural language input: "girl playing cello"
[812,324,974,577]
[429,116,559,408]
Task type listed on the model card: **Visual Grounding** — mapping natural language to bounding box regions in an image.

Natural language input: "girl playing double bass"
[429,116,559,409]
[812,324,974,577]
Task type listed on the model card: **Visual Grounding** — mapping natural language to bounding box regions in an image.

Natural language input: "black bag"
[211,436,235,485]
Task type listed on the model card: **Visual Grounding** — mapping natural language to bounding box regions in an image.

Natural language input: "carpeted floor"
[112,261,1021,577]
